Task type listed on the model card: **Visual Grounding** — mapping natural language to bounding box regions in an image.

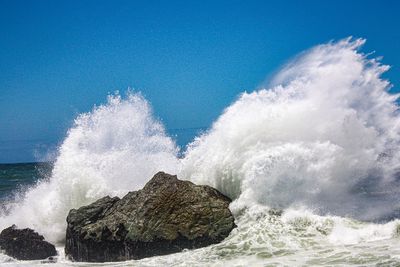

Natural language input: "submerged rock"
[0,225,57,260]
[65,172,235,262]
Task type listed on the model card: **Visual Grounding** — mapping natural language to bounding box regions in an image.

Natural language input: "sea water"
[1,38,400,266]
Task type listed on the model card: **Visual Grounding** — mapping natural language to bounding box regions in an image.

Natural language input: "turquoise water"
[0,163,52,202]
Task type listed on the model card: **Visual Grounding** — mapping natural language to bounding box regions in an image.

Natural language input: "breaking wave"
[2,38,400,263]
[0,93,179,244]
[180,38,400,221]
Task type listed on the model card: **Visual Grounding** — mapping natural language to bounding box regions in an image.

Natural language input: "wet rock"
[65,172,235,262]
[0,225,57,260]
[268,209,283,216]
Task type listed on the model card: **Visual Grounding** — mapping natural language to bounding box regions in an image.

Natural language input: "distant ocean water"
[0,162,53,203]
[0,127,202,203]
[2,38,400,266]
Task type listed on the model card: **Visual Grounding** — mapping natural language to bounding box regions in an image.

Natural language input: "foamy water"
[1,38,400,266]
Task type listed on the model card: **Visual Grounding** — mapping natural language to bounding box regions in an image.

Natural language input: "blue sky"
[0,0,399,163]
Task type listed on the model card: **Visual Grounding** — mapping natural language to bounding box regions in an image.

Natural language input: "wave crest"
[180,38,400,221]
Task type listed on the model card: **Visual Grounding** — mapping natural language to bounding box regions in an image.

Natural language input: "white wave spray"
[2,38,400,259]
[180,38,400,221]
[0,93,179,244]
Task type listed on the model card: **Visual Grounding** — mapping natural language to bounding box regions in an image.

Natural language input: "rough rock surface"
[65,172,235,262]
[0,225,57,260]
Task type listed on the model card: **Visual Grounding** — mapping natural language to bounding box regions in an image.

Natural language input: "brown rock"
[65,172,235,262]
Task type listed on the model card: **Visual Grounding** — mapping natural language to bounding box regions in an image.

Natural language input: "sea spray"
[2,38,400,265]
[180,38,400,221]
[0,93,179,244]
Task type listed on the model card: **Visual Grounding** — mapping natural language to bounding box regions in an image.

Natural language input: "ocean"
[1,163,400,266]
[1,38,400,266]
[0,163,53,203]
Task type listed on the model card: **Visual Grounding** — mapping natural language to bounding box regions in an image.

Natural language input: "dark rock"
[41,256,58,264]
[0,225,57,260]
[65,172,235,262]
[268,209,283,216]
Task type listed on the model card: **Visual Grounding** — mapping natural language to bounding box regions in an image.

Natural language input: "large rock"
[0,225,57,260]
[65,172,235,262]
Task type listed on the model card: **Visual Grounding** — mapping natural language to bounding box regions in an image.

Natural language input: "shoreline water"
[2,162,400,266]
[1,211,400,266]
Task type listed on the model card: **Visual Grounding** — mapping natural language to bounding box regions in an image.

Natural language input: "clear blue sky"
[0,0,399,163]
